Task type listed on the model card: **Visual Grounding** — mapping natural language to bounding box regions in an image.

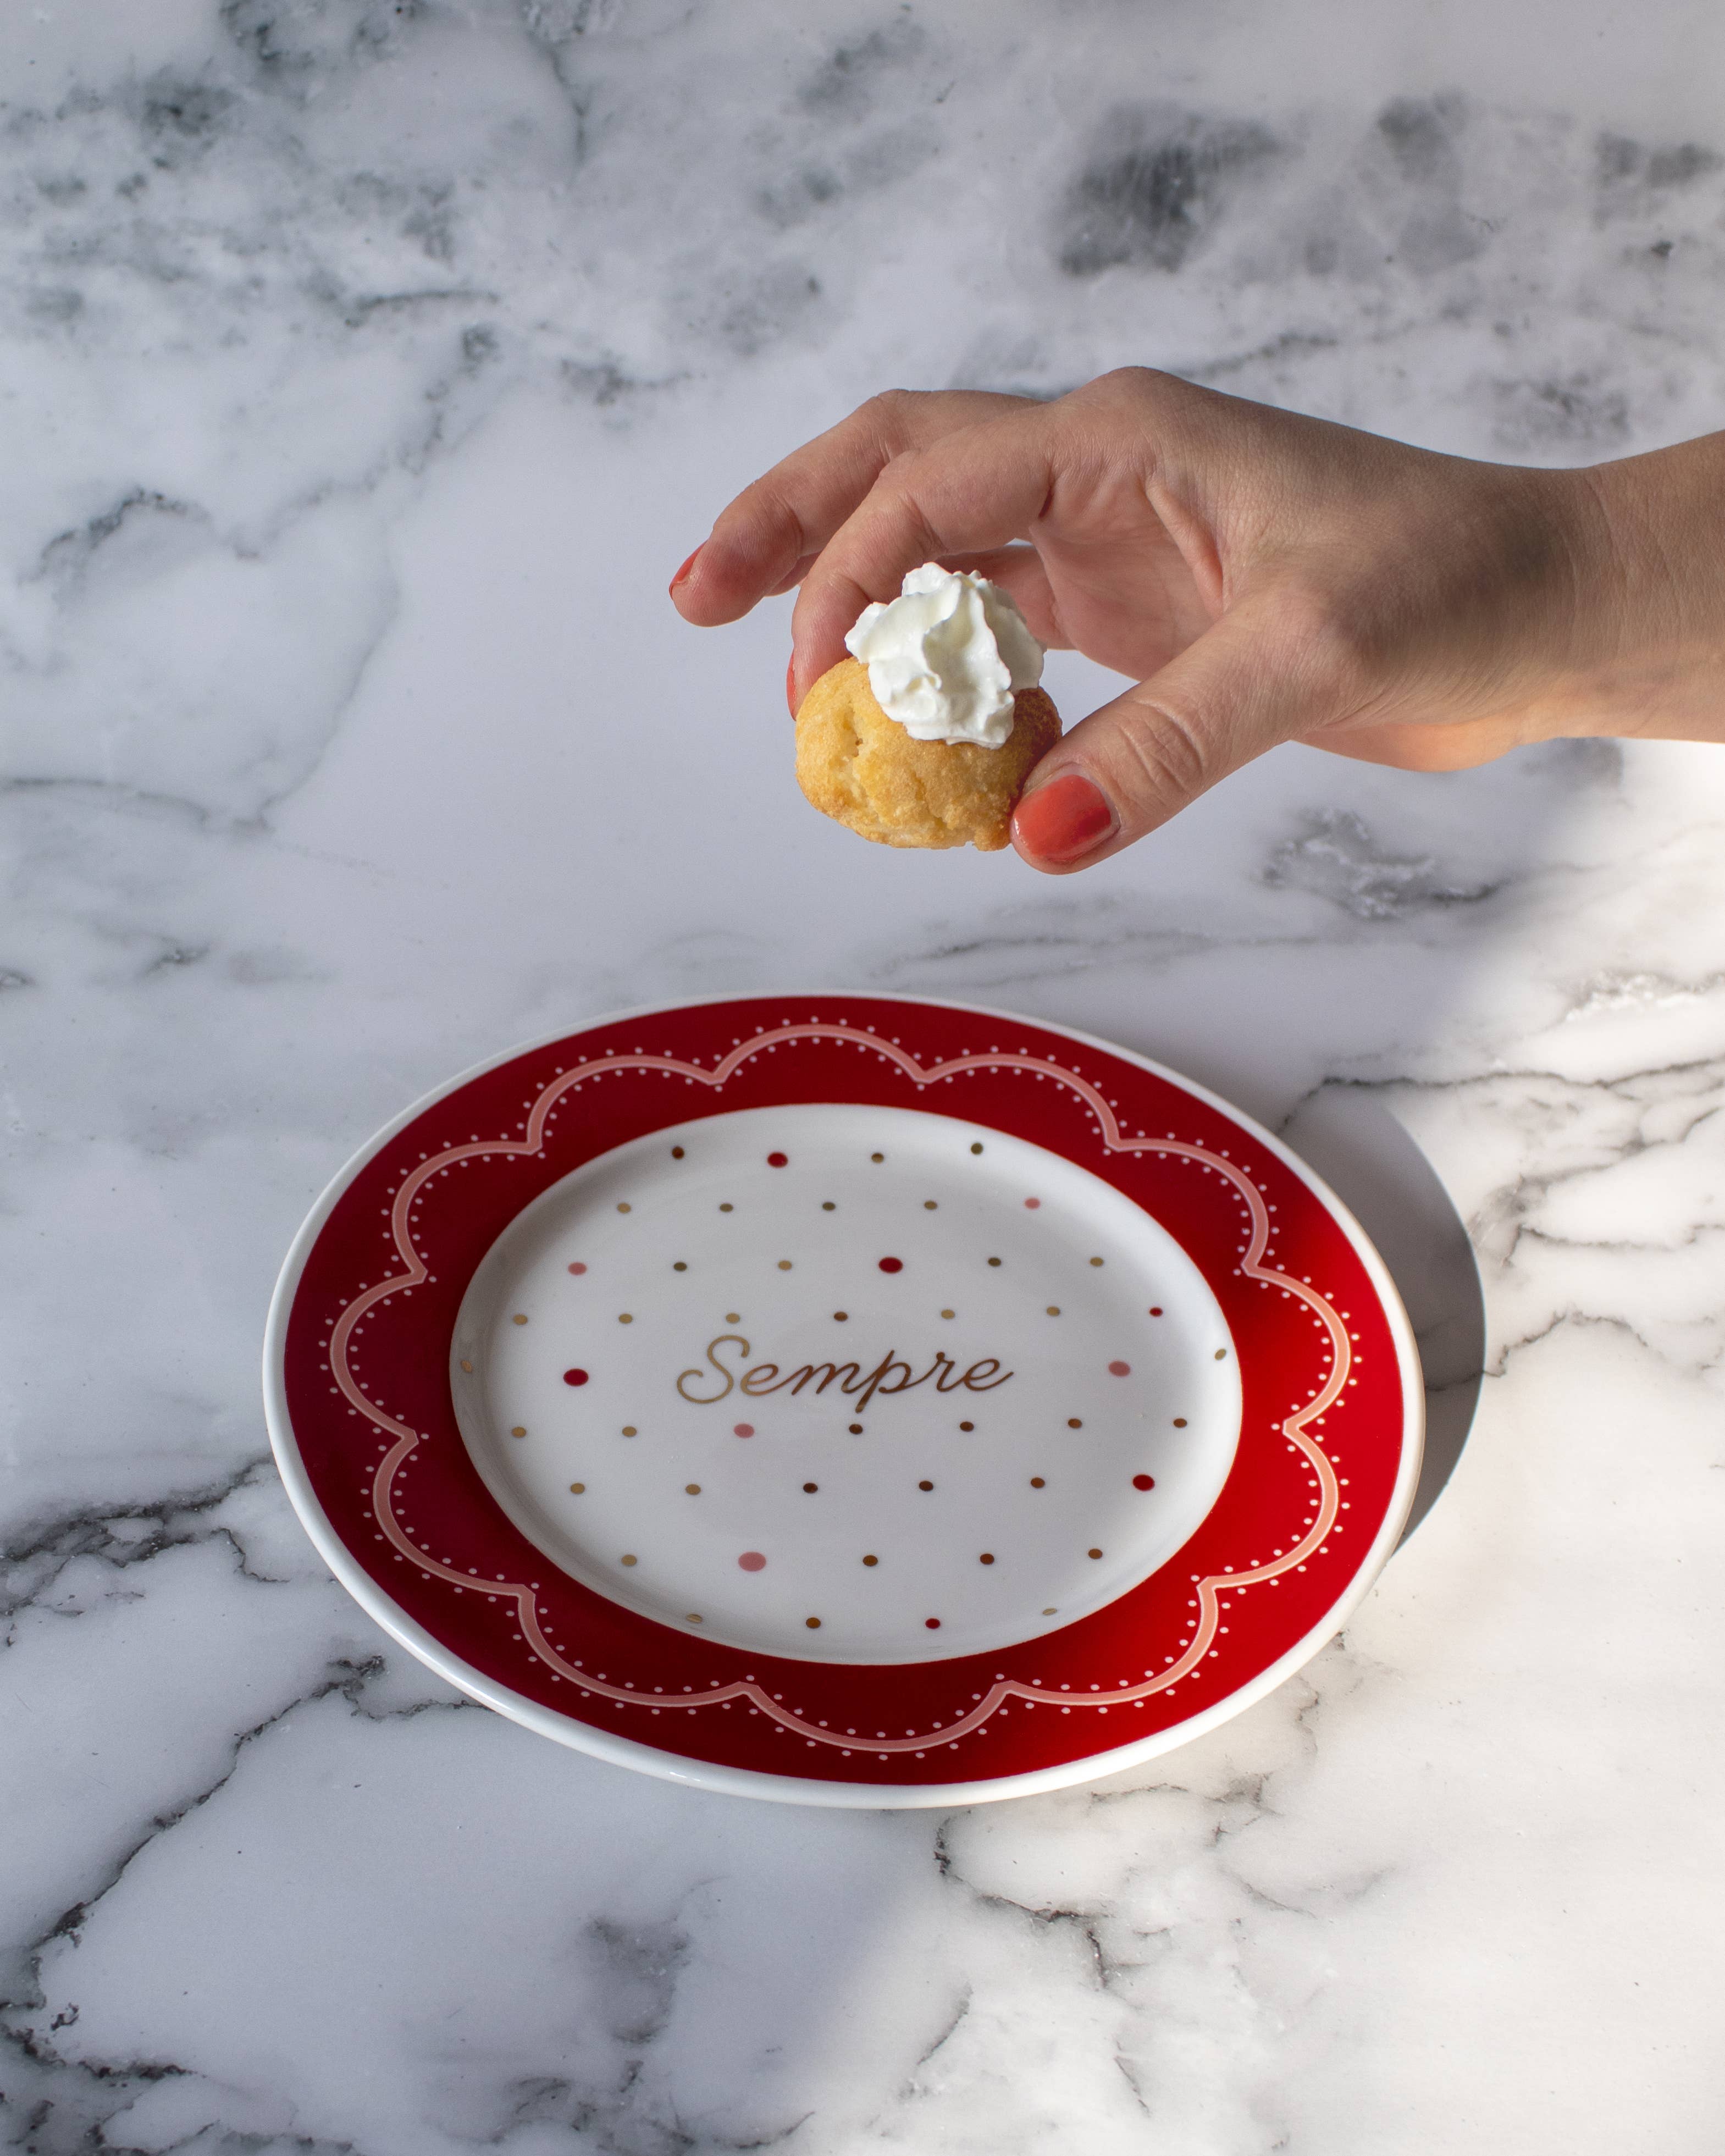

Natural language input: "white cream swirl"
[843,562,1044,748]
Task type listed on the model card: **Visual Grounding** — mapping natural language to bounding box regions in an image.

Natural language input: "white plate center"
[451,1103,1240,1661]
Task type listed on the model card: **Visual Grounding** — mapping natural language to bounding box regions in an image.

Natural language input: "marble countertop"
[5,4,1725,2148]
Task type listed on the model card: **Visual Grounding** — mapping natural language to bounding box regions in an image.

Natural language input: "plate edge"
[261,989,1427,1807]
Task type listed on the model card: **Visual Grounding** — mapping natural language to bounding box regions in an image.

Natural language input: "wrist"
[1568,435,1725,742]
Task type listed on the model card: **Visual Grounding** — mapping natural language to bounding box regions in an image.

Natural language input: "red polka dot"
[738,1551,766,1572]
[1148,1306,1163,1316]
[1024,1196,1041,1209]
[567,1262,587,1275]
[1132,1473,1156,1491]
[1108,1360,1131,1376]
[878,1256,903,1273]
[767,1151,788,1167]
[924,1617,941,1629]
[562,1368,589,1386]
[733,1422,755,1438]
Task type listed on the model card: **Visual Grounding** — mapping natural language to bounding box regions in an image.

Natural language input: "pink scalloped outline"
[322,1022,1350,1762]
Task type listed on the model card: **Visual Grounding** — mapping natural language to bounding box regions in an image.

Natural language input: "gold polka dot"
[671,1146,685,1158]
[1068,1417,1082,1429]
[959,1420,974,1432]
[569,1481,585,1494]
[1041,1606,1057,1615]
[1173,1417,1188,1428]
[805,1616,822,1629]
[970,1142,984,1154]
[718,1202,733,1213]
[802,1481,819,1493]
[777,1259,793,1271]
[1046,1305,1060,1317]
[822,1200,836,1210]
[862,1554,878,1567]
[833,1310,848,1322]
[1215,1348,1228,1360]
[616,1202,631,1214]
[1030,1476,1046,1489]
[622,1425,637,1436]
[621,1554,638,1567]
[987,1256,1002,1268]
[941,1308,956,1320]
[618,1313,633,1324]
[870,1152,884,1163]
[918,1479,934,1492]
[511,1313,528,1325]
[1087,1547,1103,1560]
[848,1422,864,1434]
[673,1261,687,1271]
[510,1425,527,1438]
[685,1612,702,1622]
[1090,1257,1104,1268]
[924,1200,938,1210]
[726,1312,741,1324]
[685,1483,701,1495]
[460,1358,473,1373]
[978,1552,995,1565]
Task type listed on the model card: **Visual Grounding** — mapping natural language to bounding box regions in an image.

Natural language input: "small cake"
[794,564,1061,852]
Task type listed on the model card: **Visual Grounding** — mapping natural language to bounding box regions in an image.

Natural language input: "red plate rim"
[263,993,1424,1807]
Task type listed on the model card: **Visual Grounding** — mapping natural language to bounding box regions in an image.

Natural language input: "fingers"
[1012,595,1372,872]
[671,389,1032,626]
[788,401,1067,700]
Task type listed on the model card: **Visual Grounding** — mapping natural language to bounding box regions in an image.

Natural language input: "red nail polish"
[786,655,799,716]
[1013,772,1116,864]
[669,548,701,597]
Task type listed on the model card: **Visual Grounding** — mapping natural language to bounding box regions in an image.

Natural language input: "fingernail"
[669,548,701,597]
[786,655,799,716]
[1013,771,1117,864]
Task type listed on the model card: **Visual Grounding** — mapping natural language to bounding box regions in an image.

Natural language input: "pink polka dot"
[563,1368,589,1386]
[878,1256,903,1274]
[766,1151,789,1167]
[1132,1473,1156,1491]
[1108,1360,1131,1377]
[1024,1196,1041,1209]
[924,1617,941,1629]
[567,1262,587,1275]
[738,1551,766,1572]
[733,1422,755,1438]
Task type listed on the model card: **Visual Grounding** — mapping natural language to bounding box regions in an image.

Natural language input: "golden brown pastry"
[795,657,1061,852]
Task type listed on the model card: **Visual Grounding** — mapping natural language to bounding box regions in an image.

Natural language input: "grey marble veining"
[4,4,1725,2150]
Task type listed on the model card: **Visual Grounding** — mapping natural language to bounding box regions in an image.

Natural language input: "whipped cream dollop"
[844,562,1044,748]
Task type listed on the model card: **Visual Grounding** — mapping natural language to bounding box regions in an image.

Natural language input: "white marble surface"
[5,3,1725,2147]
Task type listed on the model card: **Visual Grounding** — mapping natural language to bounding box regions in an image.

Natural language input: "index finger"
[673,389,1033,625]
[789,400,1063,690]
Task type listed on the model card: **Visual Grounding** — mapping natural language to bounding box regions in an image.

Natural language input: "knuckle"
[1114,696,1214,808]
[858,386,926,440]
[739,479,809,564]
[1076,364,1176,409]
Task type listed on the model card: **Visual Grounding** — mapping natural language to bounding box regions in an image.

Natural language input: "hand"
[670,369,1725,871]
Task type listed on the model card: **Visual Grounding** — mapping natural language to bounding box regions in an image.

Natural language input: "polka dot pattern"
[474,1105,1237,1669]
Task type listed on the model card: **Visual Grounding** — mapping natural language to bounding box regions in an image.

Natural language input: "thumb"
[1011,600,1361,872]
